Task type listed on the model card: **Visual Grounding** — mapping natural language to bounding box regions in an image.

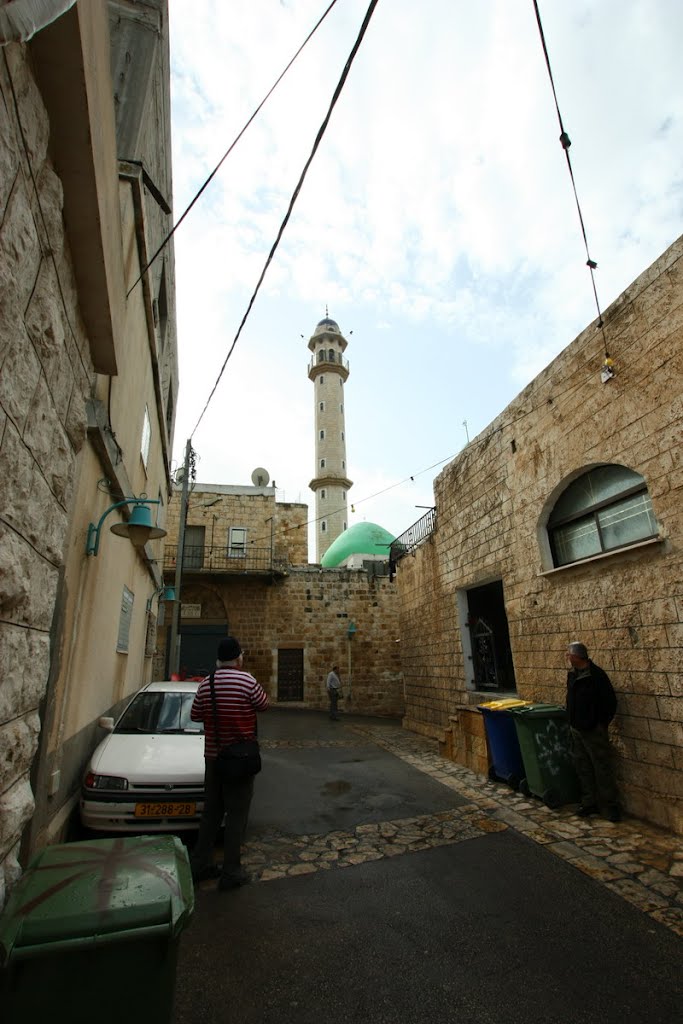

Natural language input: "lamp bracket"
[86,497,162,556]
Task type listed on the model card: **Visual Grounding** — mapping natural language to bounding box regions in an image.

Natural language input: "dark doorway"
[466,580,516,692]
[166,624,226,678]
[277,648,304,701]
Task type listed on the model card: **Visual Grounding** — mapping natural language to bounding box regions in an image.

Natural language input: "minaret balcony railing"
[308,354,349,375]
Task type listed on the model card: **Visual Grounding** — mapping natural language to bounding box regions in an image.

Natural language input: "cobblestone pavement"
[207,723,683,939]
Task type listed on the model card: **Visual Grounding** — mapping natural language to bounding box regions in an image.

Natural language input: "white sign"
[182,603,201,618]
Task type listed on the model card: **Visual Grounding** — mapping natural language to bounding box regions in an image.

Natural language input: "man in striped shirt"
[190,636,269,890]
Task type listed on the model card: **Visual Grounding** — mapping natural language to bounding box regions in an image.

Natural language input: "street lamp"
[86,497,166,556]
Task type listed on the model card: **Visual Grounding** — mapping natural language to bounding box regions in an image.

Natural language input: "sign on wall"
[182,603,202,618]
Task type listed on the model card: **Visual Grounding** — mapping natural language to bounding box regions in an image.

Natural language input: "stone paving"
[205,723,683,939]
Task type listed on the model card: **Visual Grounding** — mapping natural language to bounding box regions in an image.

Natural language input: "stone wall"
[164,485,309,568]
[0,44,93,904]
[155,567,404,717]
[396,234,683,834]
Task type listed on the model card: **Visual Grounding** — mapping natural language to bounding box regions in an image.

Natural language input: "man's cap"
[567,641,588,659]
[217,637,242,661]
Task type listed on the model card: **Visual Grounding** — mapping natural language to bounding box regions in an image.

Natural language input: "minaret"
[307,314,352,562]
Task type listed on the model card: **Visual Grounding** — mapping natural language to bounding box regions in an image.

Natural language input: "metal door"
[277,648,304,701]
[469,617,500,691]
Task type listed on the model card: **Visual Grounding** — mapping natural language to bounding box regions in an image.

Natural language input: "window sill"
[539,536,664,577]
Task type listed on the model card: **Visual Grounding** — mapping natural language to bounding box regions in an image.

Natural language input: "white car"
[80,680,206,833]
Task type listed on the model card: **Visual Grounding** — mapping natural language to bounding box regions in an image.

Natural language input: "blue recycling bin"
[479,699,531,789]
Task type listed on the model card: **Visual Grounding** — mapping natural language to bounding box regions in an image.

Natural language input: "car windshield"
[115,692,204,734]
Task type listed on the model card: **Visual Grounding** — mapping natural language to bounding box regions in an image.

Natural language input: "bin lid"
[508,702,567,717]
[0,835,194,964]
[478,698,531,711]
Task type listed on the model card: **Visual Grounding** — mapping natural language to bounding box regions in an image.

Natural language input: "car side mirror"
[98,716,115,731]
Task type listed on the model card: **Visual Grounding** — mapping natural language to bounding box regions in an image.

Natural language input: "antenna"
[251,467,270,487]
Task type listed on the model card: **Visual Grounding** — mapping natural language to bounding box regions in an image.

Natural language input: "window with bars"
[117,587,134,653]
[140,405,151,468]
[548,465,658,567]
[229,527,247,558]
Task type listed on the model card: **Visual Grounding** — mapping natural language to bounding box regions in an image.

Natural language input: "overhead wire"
[126,0,341,298]
[234,330,622,549]
[190,0,382,439]
[532,0,610,358]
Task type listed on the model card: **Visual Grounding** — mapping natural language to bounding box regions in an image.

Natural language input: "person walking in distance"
[565,641,620,822]
[326,665,342,720]
[190,637,268,889]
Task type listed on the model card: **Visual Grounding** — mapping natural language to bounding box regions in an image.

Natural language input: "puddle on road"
[321,780,352,796]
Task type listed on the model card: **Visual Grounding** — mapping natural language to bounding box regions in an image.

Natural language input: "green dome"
[321,522,395,567]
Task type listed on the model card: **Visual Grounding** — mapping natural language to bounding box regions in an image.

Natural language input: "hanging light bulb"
[600,354,615,383]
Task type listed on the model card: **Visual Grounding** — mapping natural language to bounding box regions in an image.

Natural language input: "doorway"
[166,624,226,678]
[277,648,304,701]
[464,580,516,692]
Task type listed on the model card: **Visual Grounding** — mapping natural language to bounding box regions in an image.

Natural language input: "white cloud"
[168,0,683,543]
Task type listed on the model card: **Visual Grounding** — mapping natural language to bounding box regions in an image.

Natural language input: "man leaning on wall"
[565,642,620,822]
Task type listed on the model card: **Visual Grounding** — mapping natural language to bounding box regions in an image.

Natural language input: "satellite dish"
[251,467,270,487]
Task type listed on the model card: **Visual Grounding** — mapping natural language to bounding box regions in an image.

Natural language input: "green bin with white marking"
[0,835,194,1024]
[508,703,580,809]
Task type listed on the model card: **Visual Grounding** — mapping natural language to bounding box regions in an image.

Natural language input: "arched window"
[321,489,326,499]
[319,376,324,385]
[548,465,657,567]
[328,349,335,362]
[320,458,325,469]
[320,429,325,440]
[321,520,327,533]
[317,350,325,363]
[319,402,324,412]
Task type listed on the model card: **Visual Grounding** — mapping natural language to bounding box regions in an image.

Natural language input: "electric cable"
[126,0,341,298]
[190,0,381,439]
[532,0,610,359]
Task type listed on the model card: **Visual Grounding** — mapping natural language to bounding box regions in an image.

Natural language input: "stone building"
[158,484,403,716]
[392,234,683,835]
[0,0,178,901]
[307,315,352,562]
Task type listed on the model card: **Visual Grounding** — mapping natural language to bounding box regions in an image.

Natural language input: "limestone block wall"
[397,234,683,834]
[154,568,404,717]
[164,486,308,567]
[0,45,93,903]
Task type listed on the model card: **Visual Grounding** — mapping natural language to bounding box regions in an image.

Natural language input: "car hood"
[89,733,205,785]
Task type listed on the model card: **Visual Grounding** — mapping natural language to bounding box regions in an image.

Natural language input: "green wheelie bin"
[508,703,580,808]
[0,835,194,1024]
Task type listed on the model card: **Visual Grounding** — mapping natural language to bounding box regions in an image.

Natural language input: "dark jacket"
[566,661,617,731]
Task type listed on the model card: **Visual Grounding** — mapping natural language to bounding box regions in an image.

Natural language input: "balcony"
[163,544,286,576]
[390,508,437,565]
[308,353,350,381]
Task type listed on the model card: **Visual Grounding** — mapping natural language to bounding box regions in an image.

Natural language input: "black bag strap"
[208,670,222,749]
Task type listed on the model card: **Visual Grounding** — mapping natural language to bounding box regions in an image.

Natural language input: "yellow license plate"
[134,802,196,818]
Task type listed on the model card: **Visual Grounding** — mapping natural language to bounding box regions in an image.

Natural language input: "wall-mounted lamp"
[146,585,176,613]
[86,497,166,556]
[347,621,357,639]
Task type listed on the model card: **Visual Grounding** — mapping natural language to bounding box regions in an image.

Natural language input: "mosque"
[157,312,404,715]
[306,313,394,570]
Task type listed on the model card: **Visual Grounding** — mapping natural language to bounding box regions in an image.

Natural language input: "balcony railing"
[390,508,437,564]
[308,354,350,374]
[164,544,282,574]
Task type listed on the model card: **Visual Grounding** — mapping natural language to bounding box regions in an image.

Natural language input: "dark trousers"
[191,758,254,882]
[329,689,340,719]
[570,725,619,809]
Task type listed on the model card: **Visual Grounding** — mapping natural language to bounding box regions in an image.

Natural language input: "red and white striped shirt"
[191,668,269,758]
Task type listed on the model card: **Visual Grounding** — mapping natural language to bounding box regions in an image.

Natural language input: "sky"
[167,0,683,557]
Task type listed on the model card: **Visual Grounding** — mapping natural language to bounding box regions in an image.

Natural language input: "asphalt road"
[172,711,682,1024]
